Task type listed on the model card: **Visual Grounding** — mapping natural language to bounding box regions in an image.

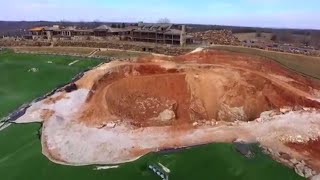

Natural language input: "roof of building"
[139,23,173,31]
[28,26,46,31]
[74,29,94,32]
[94,25,130,32]
[42,25,91,32]
[164,29,182,35]
[126,26,139,30]
[133,23,191,36]
[94,25,110,30]
[62,26,77,31]
[133,28,193,38]
[44,26,61,31]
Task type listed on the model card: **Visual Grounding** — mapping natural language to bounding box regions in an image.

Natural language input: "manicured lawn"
[14,47,149,59]
[14,47,95,55]
[0,51,302,180]
[0,51,99,118]
[0,123,302,180]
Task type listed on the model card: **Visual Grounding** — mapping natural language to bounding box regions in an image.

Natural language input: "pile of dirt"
[77,54,320,128]
[14,49,320,177]
[191,30,241,45]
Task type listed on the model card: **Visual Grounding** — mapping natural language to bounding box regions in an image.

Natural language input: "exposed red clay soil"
[106,74,191,125]
[287,139,320,171]
[78,50,320,128]
[16,49,320,173]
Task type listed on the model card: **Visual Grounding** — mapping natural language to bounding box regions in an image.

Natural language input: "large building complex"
[28,23,193,46]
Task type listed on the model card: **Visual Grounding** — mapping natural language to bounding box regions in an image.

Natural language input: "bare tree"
[157,18,170,24]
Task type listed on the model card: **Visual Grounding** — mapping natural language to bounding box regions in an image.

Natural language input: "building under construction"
[130,23,192,45]
[28,23,193,46]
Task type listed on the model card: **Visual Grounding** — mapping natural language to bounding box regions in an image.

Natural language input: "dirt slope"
[15,49,320,178]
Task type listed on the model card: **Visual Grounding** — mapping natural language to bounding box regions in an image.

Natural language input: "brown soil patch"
[287,139,320,171]
[43,92,68,105]
[40,109,55,120]
[106,73,190,126]
[77,50,320,127]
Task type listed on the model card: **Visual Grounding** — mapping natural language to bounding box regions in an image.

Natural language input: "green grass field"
[0,50,303,180]
[0,51,99,118]
[0,123,302,180]
[211,45,320,80]
[14,47,149,59]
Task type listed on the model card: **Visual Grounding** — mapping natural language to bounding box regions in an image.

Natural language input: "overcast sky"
[1,0,319,29]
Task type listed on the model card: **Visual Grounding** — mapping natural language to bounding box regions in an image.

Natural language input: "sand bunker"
[15,49,320,177]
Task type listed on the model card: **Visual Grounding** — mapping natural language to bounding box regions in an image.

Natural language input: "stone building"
[93,25,130,36]
[28,23,193,45]
[28,26,47,40]
[130,23,192,45]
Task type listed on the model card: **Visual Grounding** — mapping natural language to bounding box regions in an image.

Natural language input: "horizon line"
[1,20,319,31]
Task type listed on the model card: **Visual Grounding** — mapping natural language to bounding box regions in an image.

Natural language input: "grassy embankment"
[211,45,320,80]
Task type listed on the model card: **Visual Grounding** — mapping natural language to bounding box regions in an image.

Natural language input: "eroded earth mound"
[16,49,320,177]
